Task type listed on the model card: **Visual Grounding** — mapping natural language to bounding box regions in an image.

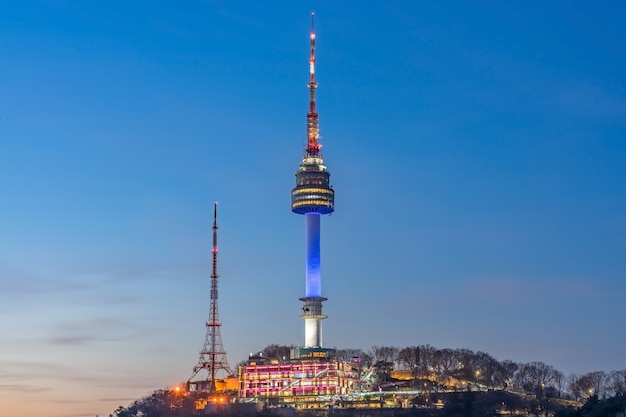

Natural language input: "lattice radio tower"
[187,202,234,392]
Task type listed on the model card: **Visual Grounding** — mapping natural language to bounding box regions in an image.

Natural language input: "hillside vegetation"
[113,343,626,417]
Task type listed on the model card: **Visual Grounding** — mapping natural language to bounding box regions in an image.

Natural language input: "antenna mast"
[187,202,234,392]
[306,12,320,156]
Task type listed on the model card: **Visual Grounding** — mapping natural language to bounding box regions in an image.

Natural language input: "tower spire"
[306,12,320,156]
[187,202,234,392]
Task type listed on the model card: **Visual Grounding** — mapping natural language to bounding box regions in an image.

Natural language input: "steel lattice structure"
[187,202,234,392]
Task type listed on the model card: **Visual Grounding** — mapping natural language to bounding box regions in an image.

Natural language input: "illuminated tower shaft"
[187,202,234,392]
[291,13,334,348]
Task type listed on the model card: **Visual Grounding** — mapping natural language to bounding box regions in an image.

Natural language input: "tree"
[455,348,478,373]
[499,360,520,389]
[370,345,399,367]
[514,362,562,395]
[433,348,458,376]
[568,371,608,400]
[258,343,296,360]
[586,371,607,398]
[417,344,437,373]
[398,346,421,380]
[359,351,374,369]
[370,345,399,383]
[476,351,504,389]
[568,371,607,401]
[337,348,368,364]
[113,389,198,417]
[607,369,626,396]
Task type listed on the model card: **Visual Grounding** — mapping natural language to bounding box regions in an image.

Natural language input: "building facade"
[238,356,357,402]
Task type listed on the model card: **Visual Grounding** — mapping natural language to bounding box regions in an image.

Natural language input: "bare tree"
[370,345,399,383]
[398,346,421,380]
[499,360,519,390]
[476,351,504,389]
[568,371,607,400]
[586,371,608,398]
[258,344,296,360]
[359,351,374,369]
[567,373,585,400]
[337,348,368,364]
[370,345,399,366]
[417,344,437,373]
[114,389,196,417]
[449,348,479,383]
[435,348,458,375]
[553,368,566,397]
[514,362,561,395]
[607,370,626,396]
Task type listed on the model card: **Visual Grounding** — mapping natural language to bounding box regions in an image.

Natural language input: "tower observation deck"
[291,13,334,351]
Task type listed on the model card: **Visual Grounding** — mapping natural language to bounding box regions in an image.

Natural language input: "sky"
[1,1,625,416]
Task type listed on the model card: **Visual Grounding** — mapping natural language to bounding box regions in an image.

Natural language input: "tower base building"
[238,350,357,405]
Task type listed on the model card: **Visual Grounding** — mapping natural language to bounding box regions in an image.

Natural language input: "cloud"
[0,262,89,297]
[0,359,165,396]
[42,316,160,351]
[0,361,91,382]
[0,383,51,393]
[0,257,187,297]
[99,397,139,402]
[63,258,190,284]
[47,398,84,404]
[0,260,166,317]
[47,336,95,346]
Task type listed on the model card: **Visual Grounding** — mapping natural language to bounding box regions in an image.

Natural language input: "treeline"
[112,389,199,417]
[253,343,626,401]
[113,344,625,416]
[555,394,626,417]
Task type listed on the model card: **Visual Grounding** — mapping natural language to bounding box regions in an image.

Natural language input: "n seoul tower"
[291,13,335,349]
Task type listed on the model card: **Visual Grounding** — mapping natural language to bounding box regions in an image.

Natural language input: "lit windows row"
[241,378,340,387]
[294,194,332,201]
[242,370,341,379]
[293,187,333,195]
[241,362,346,373]
[292,200,333,208]
[239,387,341,398]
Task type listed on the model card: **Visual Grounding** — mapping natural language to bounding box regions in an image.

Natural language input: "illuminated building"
[238,352,356,402]
[238,14,357,405]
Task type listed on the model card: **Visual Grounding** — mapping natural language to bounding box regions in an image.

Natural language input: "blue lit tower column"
[291,13,334,349]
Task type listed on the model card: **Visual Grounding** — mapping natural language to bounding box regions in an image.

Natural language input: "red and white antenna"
[187,201,234,392]
[309,12,316,85]
[306,12,321,156]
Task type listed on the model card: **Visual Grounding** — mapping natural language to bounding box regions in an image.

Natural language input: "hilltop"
[112,343,626,417]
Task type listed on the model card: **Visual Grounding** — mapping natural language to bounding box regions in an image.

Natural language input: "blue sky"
[1,1,625,416]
